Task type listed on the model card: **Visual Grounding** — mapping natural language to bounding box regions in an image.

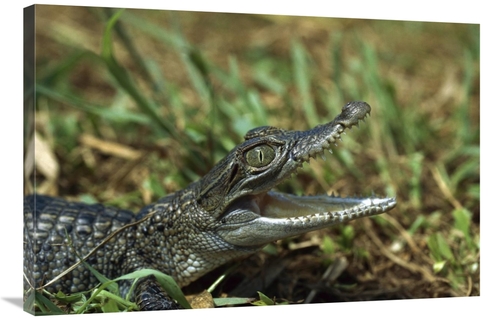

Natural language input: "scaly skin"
[24,101,396,311]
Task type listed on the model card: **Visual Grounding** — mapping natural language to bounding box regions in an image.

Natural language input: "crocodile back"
[23,195,137,294]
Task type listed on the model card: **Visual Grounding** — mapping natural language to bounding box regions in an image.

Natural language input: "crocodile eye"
[245,145,275,168]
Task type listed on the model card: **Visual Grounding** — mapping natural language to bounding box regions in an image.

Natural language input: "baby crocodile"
[24,101,396,311]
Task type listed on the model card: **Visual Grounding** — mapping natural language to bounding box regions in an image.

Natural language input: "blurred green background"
[25,5,479,312]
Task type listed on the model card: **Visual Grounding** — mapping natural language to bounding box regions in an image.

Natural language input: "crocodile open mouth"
[220,190,396,247]
[216,101,396,247]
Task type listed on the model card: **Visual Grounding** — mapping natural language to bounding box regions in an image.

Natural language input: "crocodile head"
[195,101,396,248]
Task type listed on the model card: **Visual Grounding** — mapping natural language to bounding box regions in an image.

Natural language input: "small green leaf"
[340,225,355,249]
[101,296,119,313]
[452,208,473,248]
[427,232,454,262]
[213,297,253,307]
[54,291,86,304]
[251,291,275,306]
[96,288,138,311]
[407,215,426,235]
[78,194,98,205]
[427,233,441,261]
[322,235,336,255]
[436,233,454,260]
[262,243,279,255]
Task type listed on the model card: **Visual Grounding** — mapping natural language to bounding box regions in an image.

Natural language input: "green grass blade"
[449,158,479,192]
[83,261,119,295]
[214,297,253,307]
[427,232,454,263]
[102,8,159,92]
[181,47,212,107]
[291,39,319,127]
[97,289,137,312]
[38,50,88,85]
[101,9,208,171]
[54,291,87,304]
[34,291,65,315]
[36,85,150,124]
[101,10,179,138]
[114,269,192,309]
[452,208,474,249]
[23,290,36,314]
[100,296,119,313]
